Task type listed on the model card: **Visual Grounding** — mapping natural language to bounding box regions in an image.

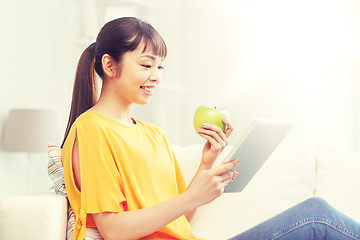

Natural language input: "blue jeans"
[229,197,360,240]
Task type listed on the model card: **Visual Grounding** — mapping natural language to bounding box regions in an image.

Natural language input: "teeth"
[143,86,154,93]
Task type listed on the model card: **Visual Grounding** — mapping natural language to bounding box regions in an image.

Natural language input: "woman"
[61,17,360,240]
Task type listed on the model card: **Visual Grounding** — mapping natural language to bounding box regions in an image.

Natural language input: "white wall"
[0,0,185,197]
[0,0,82,197]
[176,0,360,149]
[1,0,360,197]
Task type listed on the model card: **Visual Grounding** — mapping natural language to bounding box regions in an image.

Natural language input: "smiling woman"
[60,16,237,240]
[62,17,167,146]
[59,16,360,240]
[98,47,164,105]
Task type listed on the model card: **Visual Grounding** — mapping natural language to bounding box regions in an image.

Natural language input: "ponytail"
[61,43,97,147]
[61,17,168,148]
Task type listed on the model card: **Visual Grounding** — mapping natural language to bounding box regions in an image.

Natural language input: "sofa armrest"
[0,192,67,240]
[315,146,360,222]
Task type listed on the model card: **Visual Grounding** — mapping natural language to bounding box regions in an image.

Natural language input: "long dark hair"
[61,17,167,147]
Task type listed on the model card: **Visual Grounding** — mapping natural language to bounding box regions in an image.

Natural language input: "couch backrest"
[173,143,317,239]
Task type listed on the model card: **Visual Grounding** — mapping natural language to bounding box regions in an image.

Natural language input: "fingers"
[211,160,240,192]
[223,118,234,138]
[197,123,228,147]
[197,118,234,143]
[197,128,227,150]
[189,160,239,205]
[219,169,239,183]
[211,159,240,176]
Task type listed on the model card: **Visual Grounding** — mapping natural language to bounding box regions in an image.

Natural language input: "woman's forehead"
[139,39,167,59]
[134,43,165,60]
[125,46,164,62]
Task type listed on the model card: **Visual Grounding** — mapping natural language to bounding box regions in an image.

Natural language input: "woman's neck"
[89,95,134,126]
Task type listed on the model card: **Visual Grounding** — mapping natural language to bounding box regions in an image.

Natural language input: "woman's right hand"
[92,159,239,240]
[185,159,239,208]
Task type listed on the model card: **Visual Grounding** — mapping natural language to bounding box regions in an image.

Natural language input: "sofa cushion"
[0,193,67,240]
[47,144,101,240]
[172,144,204,185]
[173,144,316,240]
[315,146,360,222]
[48,144,67,196]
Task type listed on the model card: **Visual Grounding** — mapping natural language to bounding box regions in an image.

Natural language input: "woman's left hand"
[197,118,234,169]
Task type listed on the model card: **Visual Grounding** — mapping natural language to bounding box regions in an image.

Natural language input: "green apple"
[193,105,230,132]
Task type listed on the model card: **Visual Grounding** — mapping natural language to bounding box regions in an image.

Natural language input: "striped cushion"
[47,144,67,196]
[47,143,101,240]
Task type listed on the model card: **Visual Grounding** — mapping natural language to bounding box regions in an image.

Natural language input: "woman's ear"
[101,54,115,78]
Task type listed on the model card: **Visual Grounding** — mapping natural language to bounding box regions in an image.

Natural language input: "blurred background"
[0,0,359,196]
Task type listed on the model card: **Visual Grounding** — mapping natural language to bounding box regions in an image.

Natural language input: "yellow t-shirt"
[62,112,202,240]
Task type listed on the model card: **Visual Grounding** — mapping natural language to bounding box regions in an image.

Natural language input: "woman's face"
[112,45,164,105]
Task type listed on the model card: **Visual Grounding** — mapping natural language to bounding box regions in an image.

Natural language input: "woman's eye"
[141,64,164,70]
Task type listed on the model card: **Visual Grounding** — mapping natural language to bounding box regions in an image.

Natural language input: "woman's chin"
[136,99,152,105]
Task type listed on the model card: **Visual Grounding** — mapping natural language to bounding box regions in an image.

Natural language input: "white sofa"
[1,144,360,240]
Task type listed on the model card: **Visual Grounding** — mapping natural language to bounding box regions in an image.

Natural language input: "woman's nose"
[149,69,162,84]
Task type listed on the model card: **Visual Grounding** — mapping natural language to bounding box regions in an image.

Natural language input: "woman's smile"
[140,85,155,96]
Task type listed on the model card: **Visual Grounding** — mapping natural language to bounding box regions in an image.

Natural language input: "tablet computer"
[223,119,294,193]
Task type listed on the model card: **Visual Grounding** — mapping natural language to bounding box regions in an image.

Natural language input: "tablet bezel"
[223,119,294,193]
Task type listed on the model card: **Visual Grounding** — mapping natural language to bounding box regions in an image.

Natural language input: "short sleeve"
[76,119,127,214]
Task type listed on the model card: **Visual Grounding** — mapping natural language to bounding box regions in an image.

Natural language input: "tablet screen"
[223,119,294,193]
